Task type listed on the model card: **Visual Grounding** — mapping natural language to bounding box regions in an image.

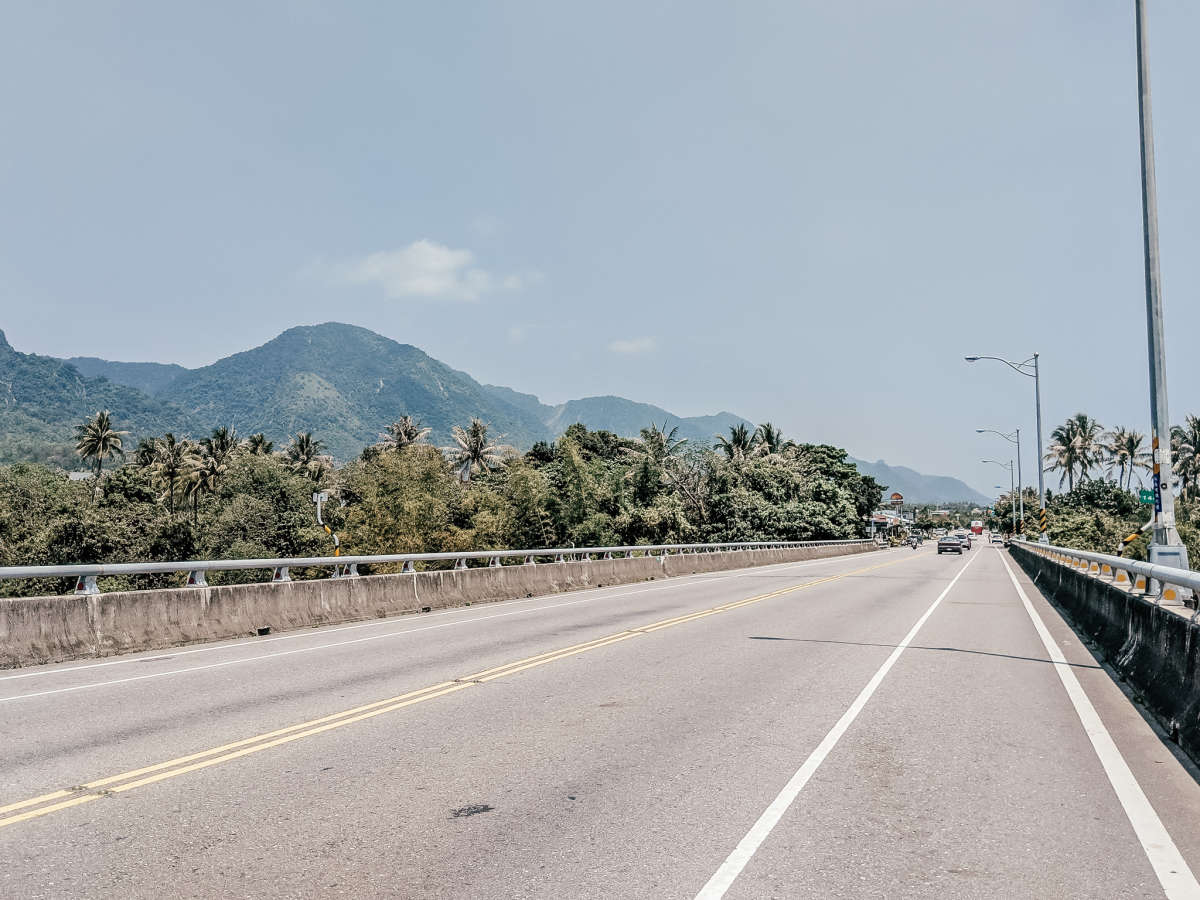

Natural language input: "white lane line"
[0,552,898,701]
[999,553,1200,899]
[694,551,976,900]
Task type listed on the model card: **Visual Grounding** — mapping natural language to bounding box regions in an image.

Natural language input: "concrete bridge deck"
[2,545,1199,898]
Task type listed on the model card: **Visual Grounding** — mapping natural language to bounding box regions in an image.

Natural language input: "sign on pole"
[1139,489,1154,504]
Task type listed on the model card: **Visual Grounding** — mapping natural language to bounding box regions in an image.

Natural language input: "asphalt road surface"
[3,544,1200,899]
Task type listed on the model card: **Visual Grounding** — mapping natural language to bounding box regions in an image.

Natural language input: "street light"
[982,459,1016,535]
[1133,0,1188,573]
[977,428,1022,531]
[965,354,1045,542]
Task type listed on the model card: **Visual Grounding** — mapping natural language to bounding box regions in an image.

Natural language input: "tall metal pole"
[1009,462,1016,535]
[1033,354,1047,542]
[1135,0,1188,570]
[1016,427,1024,531]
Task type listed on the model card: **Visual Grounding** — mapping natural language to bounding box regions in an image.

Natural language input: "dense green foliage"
[0,419,882,597]
[0,331,198,467]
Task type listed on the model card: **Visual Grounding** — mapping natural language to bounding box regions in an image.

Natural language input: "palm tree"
[753,422,789,456]
[285,432,324,471]
[1172,415,1200,500]
[1044,413,1104,492]
[379,415,432,451]
[630,422,688,467]
[1104,427,1150,491]
[715,423,758,462]
[134,437,158,468]
[202,426,240,467]
[183,453,225,525]
[150,433,199,516]
[74,410,128,478]
[447,419,512,482]
[246,433,274,455]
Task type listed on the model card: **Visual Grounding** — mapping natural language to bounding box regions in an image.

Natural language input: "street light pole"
[977,428,1023,531]
[983,459,1015,535]
[1134,0,1188,572]
[965,354,1047,542]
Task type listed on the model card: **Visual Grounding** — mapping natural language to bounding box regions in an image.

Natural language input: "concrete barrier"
[1010,543,1200,765]
[0,542,877,669]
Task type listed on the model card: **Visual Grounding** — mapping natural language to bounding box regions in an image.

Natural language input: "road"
[3,544,1200,898]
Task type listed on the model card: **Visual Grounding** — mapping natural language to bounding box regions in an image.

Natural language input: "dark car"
[937,535,963,555]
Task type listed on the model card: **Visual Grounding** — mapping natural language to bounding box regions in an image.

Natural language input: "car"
[937,535,963,555]
[958,533,972,549]
[991,535,1004,544]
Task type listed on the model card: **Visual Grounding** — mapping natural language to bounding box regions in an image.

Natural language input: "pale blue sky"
[3,2,1199,497]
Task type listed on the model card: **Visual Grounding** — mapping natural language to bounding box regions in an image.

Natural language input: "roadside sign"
[1139,489,1154,504]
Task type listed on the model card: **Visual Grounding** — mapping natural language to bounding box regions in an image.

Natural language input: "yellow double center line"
[0,551,920,831]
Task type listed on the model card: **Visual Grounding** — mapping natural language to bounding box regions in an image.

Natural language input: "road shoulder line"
[998,552,1200,899]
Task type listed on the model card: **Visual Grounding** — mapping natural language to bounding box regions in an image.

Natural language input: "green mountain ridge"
[6,322,989,501]
[0,330,199,467]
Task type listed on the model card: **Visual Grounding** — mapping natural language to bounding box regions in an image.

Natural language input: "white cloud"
[608,336,657,355]
[336,239,527,302]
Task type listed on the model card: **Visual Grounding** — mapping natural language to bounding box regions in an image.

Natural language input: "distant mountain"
[66,357,188,396]
[849,458,991,505]
[154,323,549,461]
[0,330,197,468]
[479,387,753,446]
[7,323,991,499]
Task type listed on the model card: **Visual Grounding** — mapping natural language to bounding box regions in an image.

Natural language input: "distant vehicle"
[991,535,1004,544]
[958,533,972,549]
[970,520,983,535]
[937,535,963,555]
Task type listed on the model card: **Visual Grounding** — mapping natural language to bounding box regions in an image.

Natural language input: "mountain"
[154,323,550,461]
[9,322,988,498]
[0,330,197,468]
[479,387,753,446]
[66,358,188,396]
[849,458,991,505]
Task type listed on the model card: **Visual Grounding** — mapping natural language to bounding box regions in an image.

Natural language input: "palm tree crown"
[1044,413,1104,492]
[74,410,128,478]
[716,423,758,462]
[448,419,512,482]
[380,415,432,451]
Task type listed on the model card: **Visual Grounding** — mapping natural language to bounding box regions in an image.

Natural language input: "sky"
[2,1,1199,498]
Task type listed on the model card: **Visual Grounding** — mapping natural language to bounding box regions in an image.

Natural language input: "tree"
[285,432,324,472]
[715,423,758,463]
[379,415,432,451]
[1171,416,1200,500]
[753,422,791,456]
[1044,413,1104,492]
[149,433,200,516]
[202,426,241,467]
[184,453,225,525]
[1104,427,1150,491]
[447,419,512,482]
[246,433,274,455]
[74,410,128,479]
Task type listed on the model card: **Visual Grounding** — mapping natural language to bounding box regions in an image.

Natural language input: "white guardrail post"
[1011,537,1197,617]
[0,539,875,597]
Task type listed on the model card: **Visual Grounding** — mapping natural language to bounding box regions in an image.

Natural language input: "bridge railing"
[1013,537,1198,614]
[0,539,871,596]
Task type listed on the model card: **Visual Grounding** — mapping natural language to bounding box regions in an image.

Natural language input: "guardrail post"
[347,563,359,576]
[186,570,208,588]
[272,566,290,583]
[603,551,613,560]
[73,575,99,595]
[524,555,536,566]
[554,553,565,564]
[454,558,469,571]
[401,560,415,574]
[489,556,501,568]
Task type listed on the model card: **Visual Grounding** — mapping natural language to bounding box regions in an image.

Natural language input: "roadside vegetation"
[986,412,1200,562]
[0,414,882,597]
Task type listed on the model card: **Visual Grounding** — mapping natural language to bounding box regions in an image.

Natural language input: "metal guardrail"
[1013,537,1199,616]
[0,540,872,596]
